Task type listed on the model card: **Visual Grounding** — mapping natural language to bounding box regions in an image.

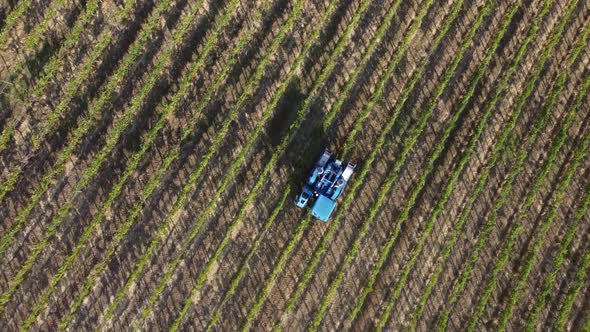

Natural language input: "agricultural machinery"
[296,148,356,222]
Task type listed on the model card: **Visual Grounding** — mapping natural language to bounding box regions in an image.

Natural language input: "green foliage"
[498,133,590,331]
[140,0,353,326]
[497,35,590,332]
[411,0,551,326]
[370,1,526,330]
[201,0,428,327]
[18,0,256,328]
[342,1,494,327]
[97,6,276,326]
[435,1,580,328]
[5,0,219,325]
[0,0,105,154]
[2,0,586,330]
[0,168,20,202]
[554,235,590,331]
[46,0,227,328]
[526,169,590,331]
[204,187,291,331]
[278,0,465,328]
[0,0,167,258]
[241,215,312,331]
[0,0,34,48]
[0,124,14,155]
[35,0,173,147]
[410,0,555,326]
[32,0,117,100]
[95,0,309,328]
[295,0,423,319]
[322,0,403,132]
[467,13,589,331]
[193,0,418,328]
[23,0,69,51]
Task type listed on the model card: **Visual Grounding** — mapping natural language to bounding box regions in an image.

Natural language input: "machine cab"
[296,186,314,208]
[295,148,356,222]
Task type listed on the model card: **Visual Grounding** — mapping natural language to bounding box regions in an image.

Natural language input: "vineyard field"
[1,0,590,330]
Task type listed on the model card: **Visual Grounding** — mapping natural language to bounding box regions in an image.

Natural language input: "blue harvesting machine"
[296,148,356,222]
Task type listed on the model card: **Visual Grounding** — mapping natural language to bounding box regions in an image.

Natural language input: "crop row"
[409,0,553,324]
[321,0,406,131]
[371,1,526,330]
[335,1,493,328]
[213,0,414,326]
[33,1,162,148]
[3,0,139,161]
[0,168,19,203]
[0,0,204,314]
[94,0,278,328]
[283,0,466,328]
[51,1,273,330]
[476,54,590,331]
[236,0,422,327]
[239,209,311,330]
[553,214,590,331]
[466,14,590,331]
[0,0,103,156]
[16,0,252,329]
[1,0,69,97]
[135,0,369,327]
[132,2,323,329]
[0,0,34,48]
[3,0,587,330]
[0,0,140,205]
[492,126,590,332]
[286,0,486,328]
[502,128,590,331]
[408,0,555,326]
[0,0,166,257]
[280,0,442,323]
[29,0,136,101]
[86,0,310,329]
[525,112,590,330]
[322,0,470,320]
[494,34,590,331]
[23,0,70,51]
[434,0,581,328]
[167,5,353,324]
[204,186,292,331]
[535,199,590,330]
[336,0,435,157]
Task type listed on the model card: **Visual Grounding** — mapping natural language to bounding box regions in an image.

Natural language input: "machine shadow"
[266,80,333,203]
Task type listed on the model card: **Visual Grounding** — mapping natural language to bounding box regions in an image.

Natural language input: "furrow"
[0,0,103,155]
[435,0,583,328]
[466,15,590,331]
[13,0,253,329]
[343,0,494,327]
[373,1,527,330]
[280,0,466,329]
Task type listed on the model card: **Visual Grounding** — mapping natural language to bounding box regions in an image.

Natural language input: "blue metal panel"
[311,195,337,222]
[295,149,355,221]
